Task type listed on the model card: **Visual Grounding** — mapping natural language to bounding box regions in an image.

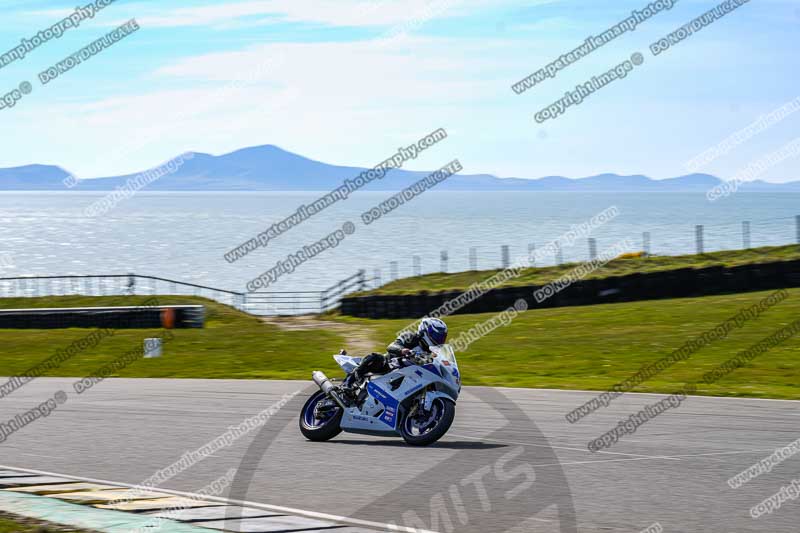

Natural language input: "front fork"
[407,387,433,419]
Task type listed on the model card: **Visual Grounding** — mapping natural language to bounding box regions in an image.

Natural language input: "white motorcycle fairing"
[333,354,362,374]
[335,347,461,437]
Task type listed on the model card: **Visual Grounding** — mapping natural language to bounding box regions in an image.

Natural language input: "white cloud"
[85,0,558,30]
[511,17,580,33]
[21,35,511,177]
[97,0,466,29]
[23,8,74,18]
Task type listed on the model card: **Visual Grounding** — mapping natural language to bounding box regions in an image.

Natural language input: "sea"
[0,191,797,293]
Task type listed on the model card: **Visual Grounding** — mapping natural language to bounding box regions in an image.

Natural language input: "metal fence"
[373,215,800,285]
[242,271,370,315]
[3,215,797,312]
[0,271,372,316]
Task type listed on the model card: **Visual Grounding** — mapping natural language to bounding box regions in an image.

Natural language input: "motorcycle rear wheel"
[299,391,343,441]
[399,398,455,446]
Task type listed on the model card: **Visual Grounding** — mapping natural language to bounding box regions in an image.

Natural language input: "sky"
[0,0,798,182]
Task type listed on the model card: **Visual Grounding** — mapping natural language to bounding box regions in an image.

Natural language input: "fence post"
[390,261,399,281]
[796,215,800,244]
[413,256,421,277]
[588,238,597,261]
[554,242,563,265]
[337,277,345,295]
[528,243,536,266]
[319,289,328,312]
[469,247,477,271]
[501,245,510,268]
[440,251,448,273]
[742,221,751,249]
[695,225,705,254]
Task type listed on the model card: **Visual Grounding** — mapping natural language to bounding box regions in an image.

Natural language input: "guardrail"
[0,271,372,316]
[242,271,370,314]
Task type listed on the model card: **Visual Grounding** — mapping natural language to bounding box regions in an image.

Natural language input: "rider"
[342,318,448,392]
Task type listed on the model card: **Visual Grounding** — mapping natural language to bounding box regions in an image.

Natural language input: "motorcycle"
[300,344,461,446]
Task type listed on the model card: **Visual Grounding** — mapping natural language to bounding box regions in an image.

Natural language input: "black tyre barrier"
[340,260,800,319]
[0,304,205,329]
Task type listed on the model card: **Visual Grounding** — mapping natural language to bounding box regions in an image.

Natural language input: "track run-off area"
[0,378,798,532]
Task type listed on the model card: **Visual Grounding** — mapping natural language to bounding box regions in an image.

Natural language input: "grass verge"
[0,295,346,380]
[335,288,800,399]
[0,511,95,532]
[1,290,799,399]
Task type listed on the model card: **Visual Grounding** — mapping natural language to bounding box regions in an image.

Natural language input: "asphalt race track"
[1,378,798,532]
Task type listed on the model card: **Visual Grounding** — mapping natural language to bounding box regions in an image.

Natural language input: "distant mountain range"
[0,144,798,192]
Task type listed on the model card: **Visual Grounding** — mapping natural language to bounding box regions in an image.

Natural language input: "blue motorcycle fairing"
[334,346,461,437]
[340,366,428,434]
[367,381,401,427]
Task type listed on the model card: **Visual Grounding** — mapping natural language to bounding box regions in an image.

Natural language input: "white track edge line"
[489,386,800,403]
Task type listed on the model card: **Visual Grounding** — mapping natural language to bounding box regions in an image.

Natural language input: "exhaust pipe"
[312,371,347,409]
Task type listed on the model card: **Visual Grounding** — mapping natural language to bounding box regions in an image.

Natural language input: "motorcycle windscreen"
[430,344,460,387]
[430,344,457,367]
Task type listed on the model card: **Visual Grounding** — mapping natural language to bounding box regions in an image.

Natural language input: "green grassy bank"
[1,289,799,399]
[355,245,800,296]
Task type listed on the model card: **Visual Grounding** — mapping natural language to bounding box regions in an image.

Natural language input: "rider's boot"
[340,370,364,397]
[340,351,384,402]
[342,370,375,408]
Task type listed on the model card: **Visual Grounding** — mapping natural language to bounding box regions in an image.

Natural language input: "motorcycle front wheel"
[299,391,343,441]
[399,397,455,446]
